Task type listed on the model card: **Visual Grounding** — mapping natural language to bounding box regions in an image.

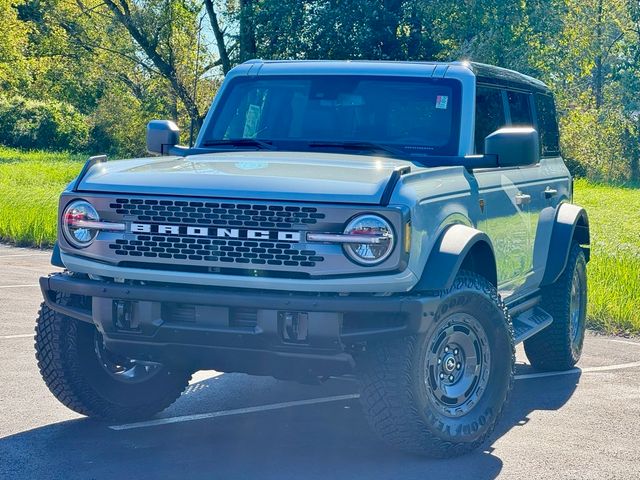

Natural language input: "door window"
[475,86,506,154]
[507,90,533,126]
[534,93,561,156]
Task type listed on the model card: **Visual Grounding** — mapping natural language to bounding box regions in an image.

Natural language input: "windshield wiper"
[307,141,407,158]
[202,138,277,150]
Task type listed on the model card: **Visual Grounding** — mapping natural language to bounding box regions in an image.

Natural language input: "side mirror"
[146,120,180,155]
[484,127,539,167]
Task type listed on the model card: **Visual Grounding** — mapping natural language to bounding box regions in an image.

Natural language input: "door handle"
[544,187,558,199]
[515,193,531,205]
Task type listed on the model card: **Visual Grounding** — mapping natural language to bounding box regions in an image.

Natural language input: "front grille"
[80,193,399,278]
[109,235,324,267]
[109,198,325,230]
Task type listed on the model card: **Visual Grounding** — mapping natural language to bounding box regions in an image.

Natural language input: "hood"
[76,151,414,204]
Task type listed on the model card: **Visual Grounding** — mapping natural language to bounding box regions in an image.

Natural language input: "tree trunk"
[102,0,201,124]
[204,0,232,74]
[593,0,604,109]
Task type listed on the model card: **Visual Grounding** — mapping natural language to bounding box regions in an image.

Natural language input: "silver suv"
[36,60,590,457]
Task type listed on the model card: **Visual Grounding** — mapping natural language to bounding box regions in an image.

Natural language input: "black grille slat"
[107,198,327,269]
[111,199,324,228]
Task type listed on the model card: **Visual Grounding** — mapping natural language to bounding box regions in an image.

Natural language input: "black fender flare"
[413,224,497,292]
[540,203,590,286]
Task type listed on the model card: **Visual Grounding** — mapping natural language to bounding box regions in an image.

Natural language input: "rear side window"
[475,86,506,154]
[507,90,533,126]
[534,93,561,156]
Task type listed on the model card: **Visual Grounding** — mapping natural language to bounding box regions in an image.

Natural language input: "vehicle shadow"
[0,364,580,480]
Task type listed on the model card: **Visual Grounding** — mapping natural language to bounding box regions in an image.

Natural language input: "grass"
[573,179,640,335]
[0,147,638,334]
[0,147,84,247]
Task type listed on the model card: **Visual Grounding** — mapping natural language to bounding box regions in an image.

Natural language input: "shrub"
[560,105,637,183]
[0,96,90,151]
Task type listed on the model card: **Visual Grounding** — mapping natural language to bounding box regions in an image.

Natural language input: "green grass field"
[573,179,640,335]
[0,148,638,334]
[0,147,84,246]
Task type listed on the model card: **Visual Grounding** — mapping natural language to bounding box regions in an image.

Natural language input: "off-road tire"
[35,301,192,421]
[524,242,587,371]
[359,271,515,457]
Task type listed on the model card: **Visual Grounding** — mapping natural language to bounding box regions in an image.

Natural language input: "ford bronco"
[36,60,589,457]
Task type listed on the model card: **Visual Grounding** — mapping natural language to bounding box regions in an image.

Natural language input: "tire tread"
[35,301,191,421]
[359,271,515,457]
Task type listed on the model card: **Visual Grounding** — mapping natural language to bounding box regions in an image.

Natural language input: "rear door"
[526,92,570,287]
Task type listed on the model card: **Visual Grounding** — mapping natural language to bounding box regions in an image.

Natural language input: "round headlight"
[62,200,100,248]
[343,214,395,265]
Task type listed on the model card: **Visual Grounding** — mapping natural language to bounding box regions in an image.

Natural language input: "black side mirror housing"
[146,120,180,155]
[484,127,539,167]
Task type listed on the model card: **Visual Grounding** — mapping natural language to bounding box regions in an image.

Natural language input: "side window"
[506,90,533,126]
[534,93,561,156]
[475,86,506,154]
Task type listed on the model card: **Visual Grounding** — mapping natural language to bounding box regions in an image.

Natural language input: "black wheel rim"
[424,313,491,418]
[94,331,162,384]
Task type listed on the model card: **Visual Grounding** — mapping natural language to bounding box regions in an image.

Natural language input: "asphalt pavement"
[1,243,639,480]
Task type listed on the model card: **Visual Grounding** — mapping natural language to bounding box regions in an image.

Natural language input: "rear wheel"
[359,271,514,457]
[35,300,191,421]
[524,242,587,371]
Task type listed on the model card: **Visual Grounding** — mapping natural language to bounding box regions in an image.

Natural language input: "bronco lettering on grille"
[130,223,301,242]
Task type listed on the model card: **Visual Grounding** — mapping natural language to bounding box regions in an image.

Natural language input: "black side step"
[511,305,553,344]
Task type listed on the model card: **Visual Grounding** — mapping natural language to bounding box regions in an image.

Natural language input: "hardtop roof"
[242,59,550,94]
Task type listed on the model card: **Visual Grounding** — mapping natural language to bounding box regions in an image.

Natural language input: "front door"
[473,86,542,299]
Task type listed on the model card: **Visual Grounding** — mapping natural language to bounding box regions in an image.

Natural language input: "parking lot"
[1,242,639,480]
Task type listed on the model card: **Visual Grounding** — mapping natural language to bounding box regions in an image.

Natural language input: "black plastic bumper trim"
[39,273,426,319]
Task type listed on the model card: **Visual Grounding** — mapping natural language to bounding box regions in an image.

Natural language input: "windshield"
[203,75,461,156]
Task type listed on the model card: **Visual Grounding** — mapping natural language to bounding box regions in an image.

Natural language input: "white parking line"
[607,339,640,348]
[110,359,640,431]
[514,368,580,380]
[0,284,39,289]
[0,333,33,340]
[514,360,640,380]
[110,394,361,431]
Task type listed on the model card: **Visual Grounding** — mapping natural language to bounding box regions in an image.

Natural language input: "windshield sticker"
[243,104,261,137]
[435,95,449,109]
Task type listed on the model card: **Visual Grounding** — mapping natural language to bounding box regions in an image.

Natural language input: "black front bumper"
[40,273,436,379]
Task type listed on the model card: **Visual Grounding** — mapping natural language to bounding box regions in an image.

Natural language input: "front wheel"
[35,301,191,421]
[359,272,515,457]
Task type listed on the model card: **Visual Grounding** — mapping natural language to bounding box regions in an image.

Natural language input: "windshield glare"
[205,75,461,156]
